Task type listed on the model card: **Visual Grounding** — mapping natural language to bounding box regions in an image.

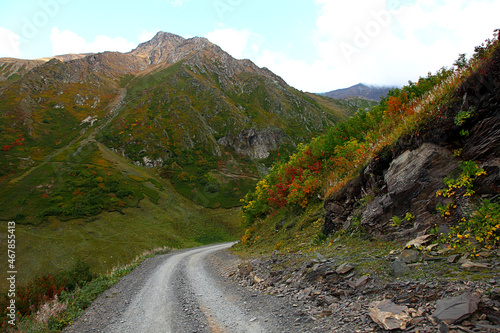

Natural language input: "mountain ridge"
[323,83,395,101]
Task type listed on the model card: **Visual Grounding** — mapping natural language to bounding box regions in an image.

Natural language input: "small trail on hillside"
[9,88,127,184]
[64,243,321,333]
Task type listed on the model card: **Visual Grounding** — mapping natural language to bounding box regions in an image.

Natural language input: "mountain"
[0,32,354,210]
[323,83,395,101]
[2,29,499,332]
[0,31,354,285]
[0,58,46,81]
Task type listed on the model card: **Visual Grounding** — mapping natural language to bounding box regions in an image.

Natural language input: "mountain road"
[64,243,315,333]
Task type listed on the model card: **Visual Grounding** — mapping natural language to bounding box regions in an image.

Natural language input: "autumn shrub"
[241,226,256,243]
[241,191,268,227]
[469,200,500,247]
[436,161,487,199]
[16,274,64,317]
[442,199,500,253]
[0,261,94,329]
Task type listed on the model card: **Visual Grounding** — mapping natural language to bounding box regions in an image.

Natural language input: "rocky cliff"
[323,48,500,240]
[218,129,290,159]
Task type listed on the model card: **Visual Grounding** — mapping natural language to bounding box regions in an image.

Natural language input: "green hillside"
[0,132,242,289]
[237,31,500,255]
[99,55,352,209]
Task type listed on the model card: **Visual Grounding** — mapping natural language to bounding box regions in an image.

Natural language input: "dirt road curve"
[65,243,313,333]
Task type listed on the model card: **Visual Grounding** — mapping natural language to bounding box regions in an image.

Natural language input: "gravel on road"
[64,243,319,333]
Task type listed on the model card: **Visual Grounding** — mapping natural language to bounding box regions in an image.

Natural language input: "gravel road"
[65,243,318,333]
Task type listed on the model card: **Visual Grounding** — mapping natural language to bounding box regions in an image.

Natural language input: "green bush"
[115,189,134,198]
[40,206,64,217]
[56,260,93,292]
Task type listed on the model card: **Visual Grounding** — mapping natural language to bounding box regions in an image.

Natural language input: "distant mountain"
[323,83,396,101]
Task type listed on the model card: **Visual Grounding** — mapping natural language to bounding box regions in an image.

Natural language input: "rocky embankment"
[248,46,500,332]
[229,240,500,332]
[226,47,500,332]
[323,51,500,241]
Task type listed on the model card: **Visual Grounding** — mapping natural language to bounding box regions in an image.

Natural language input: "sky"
[0,0,499,92]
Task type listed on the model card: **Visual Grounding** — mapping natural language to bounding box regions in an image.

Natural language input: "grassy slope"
[0,136,241,289]
[237,31,500,256]
[0,76,242,289]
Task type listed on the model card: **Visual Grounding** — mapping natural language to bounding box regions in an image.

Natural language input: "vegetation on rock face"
[241,68,455,227]
[435,159,500,253]
[240,30,500,253]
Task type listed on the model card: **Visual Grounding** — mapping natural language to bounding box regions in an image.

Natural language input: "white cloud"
[49,27,136,56]
[305,0,500,91]
[242,0,500,92]
[253,50,321,90]
[206,28,261,59]
[0,27,22,58]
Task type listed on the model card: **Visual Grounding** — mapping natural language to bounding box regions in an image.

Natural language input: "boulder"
[237,263,253,277]
[399,249,421,263]
[250,271,264,284]
[336,263,355,275]
[361,143,458,239]
[432,292,480,324]
[460,260,490,271]
[369,299,412,330]
[385,143,457,210]
[404,234,432,249]
[354,275,370,288]
[392,258,409,277]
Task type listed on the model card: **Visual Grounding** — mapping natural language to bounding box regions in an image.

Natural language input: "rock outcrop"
[361,143,458,239]
[369,299,412,330]
[218,129,290,159]
[323,44,500,240]
[432,292,480,324]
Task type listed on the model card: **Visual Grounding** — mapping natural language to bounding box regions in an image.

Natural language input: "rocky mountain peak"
[132,31,185,53]
[129,31,187,65]
[128,31,222,66]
